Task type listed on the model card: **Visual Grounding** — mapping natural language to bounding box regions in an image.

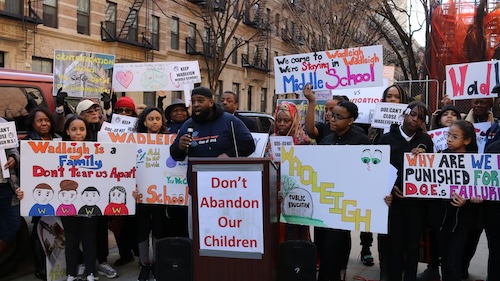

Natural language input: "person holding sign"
[316,101,370,281]
[425,120,482,281]
[377,101,433,281]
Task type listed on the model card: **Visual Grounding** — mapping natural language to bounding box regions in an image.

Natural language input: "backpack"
[485,120,500,150]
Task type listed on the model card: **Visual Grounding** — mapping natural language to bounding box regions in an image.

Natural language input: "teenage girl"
[426,120,482,281]
[132,107,168,281]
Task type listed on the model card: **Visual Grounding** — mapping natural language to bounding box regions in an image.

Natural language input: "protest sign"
[197,171,264,255]
[404,152,500,200]
[38,216,66,281]
[277,99,327,125]
[280,145,391,234]
[248,133,269,158]
[371,103,408,129]
[274,45,383,94]
[98,132,188,205]
[0,121,18,178]
[269,136,293,162]
[20,141,136,216]
[446,60,500,100]
[100,122,133,134]
[427,122,491,153]
[110,114,137,129]
[112,61,201,92]
[53,50,115,98]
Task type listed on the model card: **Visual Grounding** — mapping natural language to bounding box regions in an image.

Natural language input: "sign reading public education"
[274,45,383,94]
[446,60,500,100]
[404,152,500,200]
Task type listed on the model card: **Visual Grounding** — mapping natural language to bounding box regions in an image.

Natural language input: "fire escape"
[242,0,271,72]
[0,0,42,24]
[100,0,157,62]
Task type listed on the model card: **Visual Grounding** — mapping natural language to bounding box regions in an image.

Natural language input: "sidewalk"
[13,230,489,281]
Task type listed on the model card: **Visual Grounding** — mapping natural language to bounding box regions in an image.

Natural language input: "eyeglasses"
[115,107,133,114]
[447,134,462,141]
[331,114,349,121]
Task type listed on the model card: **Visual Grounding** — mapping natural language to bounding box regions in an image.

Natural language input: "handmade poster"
[427,122,491,153]
[0,121,18,149]
[334,79,389,124]
[274,45,383,94]
[269,136,293,162]
[98,131,188,205]
[112,61,201,92]
[20,141,136,216]
[280,145,391,234]
[197,171,263,255]
[404,152,500,200]
[446,60,500,100]
[297,89,333,101]
[248,133,269,158]
[110,114,138,130]
[38,216,66,281]
[371,103,409,129]
[277,99,327,125]
[100,122,133,134]
[53,50,115,98]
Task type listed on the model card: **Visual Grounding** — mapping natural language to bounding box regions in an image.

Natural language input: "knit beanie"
[114,97,137,115]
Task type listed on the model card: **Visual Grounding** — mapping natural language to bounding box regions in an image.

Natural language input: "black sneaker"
[137,263,150,281]
[360,247,374,266]
[416,266,440,281]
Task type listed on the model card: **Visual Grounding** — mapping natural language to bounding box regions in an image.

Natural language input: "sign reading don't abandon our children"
[20,141,136,216]
[404,152,500,200]
[280,145,391,234]
[274,45,383,94]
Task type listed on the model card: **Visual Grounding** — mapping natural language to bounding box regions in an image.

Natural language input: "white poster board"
[248,133,269,158]
[445,60,500,100]
[280,145,391,234]
[371,103,409,129]
[197,171,264,255]
[20,141,137,216]
[38,216,66,281]
[269,136,293,162]
[428,122,492,153]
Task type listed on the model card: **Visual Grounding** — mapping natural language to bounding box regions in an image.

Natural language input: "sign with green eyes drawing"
[279,145,392,234]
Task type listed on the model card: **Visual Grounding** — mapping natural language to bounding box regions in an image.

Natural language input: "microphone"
[186,122,194,153]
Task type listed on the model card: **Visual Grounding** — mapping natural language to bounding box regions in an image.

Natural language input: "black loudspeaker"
[155,237,193,281]
[277,240,317,281]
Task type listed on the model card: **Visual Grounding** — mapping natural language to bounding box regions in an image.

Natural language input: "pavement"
[11,229,489,281]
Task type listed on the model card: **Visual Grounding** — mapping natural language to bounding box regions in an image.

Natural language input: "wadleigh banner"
[403,152,500,200]
[280,145,391,234]
[197,171,264,255]
[445,60,500,100]
[274,45,383,94]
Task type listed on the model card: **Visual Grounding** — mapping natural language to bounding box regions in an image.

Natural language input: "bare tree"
[172,0,268,92]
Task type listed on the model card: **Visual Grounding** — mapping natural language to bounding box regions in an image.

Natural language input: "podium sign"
[190,158,278,281]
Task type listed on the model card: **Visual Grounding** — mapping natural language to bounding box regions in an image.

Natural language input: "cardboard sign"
[20,141,136,216]
[269,136,293,162]
[274,45,383,94]
[371,103,408,129]
[404,152,500,200]
[53,50,115,98]
[112,61,201,92]
[280,145,391,234]
[446,60,500,100]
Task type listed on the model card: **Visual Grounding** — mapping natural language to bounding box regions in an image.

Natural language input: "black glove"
[101,92,111,110]
[56,88,68,107]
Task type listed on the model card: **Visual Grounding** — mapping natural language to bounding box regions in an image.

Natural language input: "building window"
[32,57,53,73]
[247,85,253,111]
[171,91,183,101]
[187,23,197,53]
[232,0,238,19]
[103,1,116,38]
[215,80,223,103]
[151,16,159,50]
[232,38,238,64]
[261,88,267,113]
[0,52,4,68]
[43,0,58,28]
[77,0,90,35]
[171,17,179,50]
[275,14,280,37]
[5,0,23,15]
[203,28,211,55]
[143,92,155,106]
[232,83,240,102]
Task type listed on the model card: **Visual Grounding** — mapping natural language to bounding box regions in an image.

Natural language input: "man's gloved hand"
[101,92,112,110]
[56,88,68,107]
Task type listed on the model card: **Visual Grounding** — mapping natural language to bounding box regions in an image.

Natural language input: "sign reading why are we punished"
[197,171,263,256]
[403,153,500,200]
[274,45,383,94]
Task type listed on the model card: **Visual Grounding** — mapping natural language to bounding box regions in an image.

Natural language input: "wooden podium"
[189,157,278,281]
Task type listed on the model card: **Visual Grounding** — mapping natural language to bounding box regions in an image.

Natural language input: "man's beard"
[191,108,212,123]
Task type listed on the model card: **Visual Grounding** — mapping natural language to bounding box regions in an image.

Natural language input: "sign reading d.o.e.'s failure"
[404,152,500,200]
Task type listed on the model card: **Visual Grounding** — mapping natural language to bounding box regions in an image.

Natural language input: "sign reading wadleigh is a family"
[273,45,383,94]
[404,152,500,200]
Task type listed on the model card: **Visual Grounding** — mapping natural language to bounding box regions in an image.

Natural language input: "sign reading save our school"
[403,153,500,200]
[280,145,391,234]
[273,45,383,94]
[20,141,136,216]
[197,171,263,255]
[446,60,500,100]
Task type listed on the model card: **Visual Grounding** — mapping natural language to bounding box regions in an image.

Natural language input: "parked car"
[237,111,274,134]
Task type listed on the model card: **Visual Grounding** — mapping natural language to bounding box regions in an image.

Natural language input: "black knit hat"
[165,99,188,121]
[192,87,213,98]
[434,105,461,129]
[337,101,359,120]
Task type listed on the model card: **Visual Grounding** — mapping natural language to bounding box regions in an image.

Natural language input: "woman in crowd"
[112,96,137,118]
[164,99,189,134]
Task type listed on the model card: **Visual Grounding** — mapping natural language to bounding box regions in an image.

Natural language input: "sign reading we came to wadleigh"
[20,141,136,216]
[197,171,263,256]
[274,45,383,94]
[403,153,500,200]
[98,132,188,205]
[280,146,391,234]
[53,50,115,98]
[112,61,201,92]
[446,60,500,100]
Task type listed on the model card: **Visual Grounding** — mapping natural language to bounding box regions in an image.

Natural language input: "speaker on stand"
[277,240,317,281]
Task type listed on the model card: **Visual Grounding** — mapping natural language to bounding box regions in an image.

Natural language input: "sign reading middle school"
[403,152,500,200]
[446,60,500,100]
[274,45,383,94]
[20,141,136,216]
